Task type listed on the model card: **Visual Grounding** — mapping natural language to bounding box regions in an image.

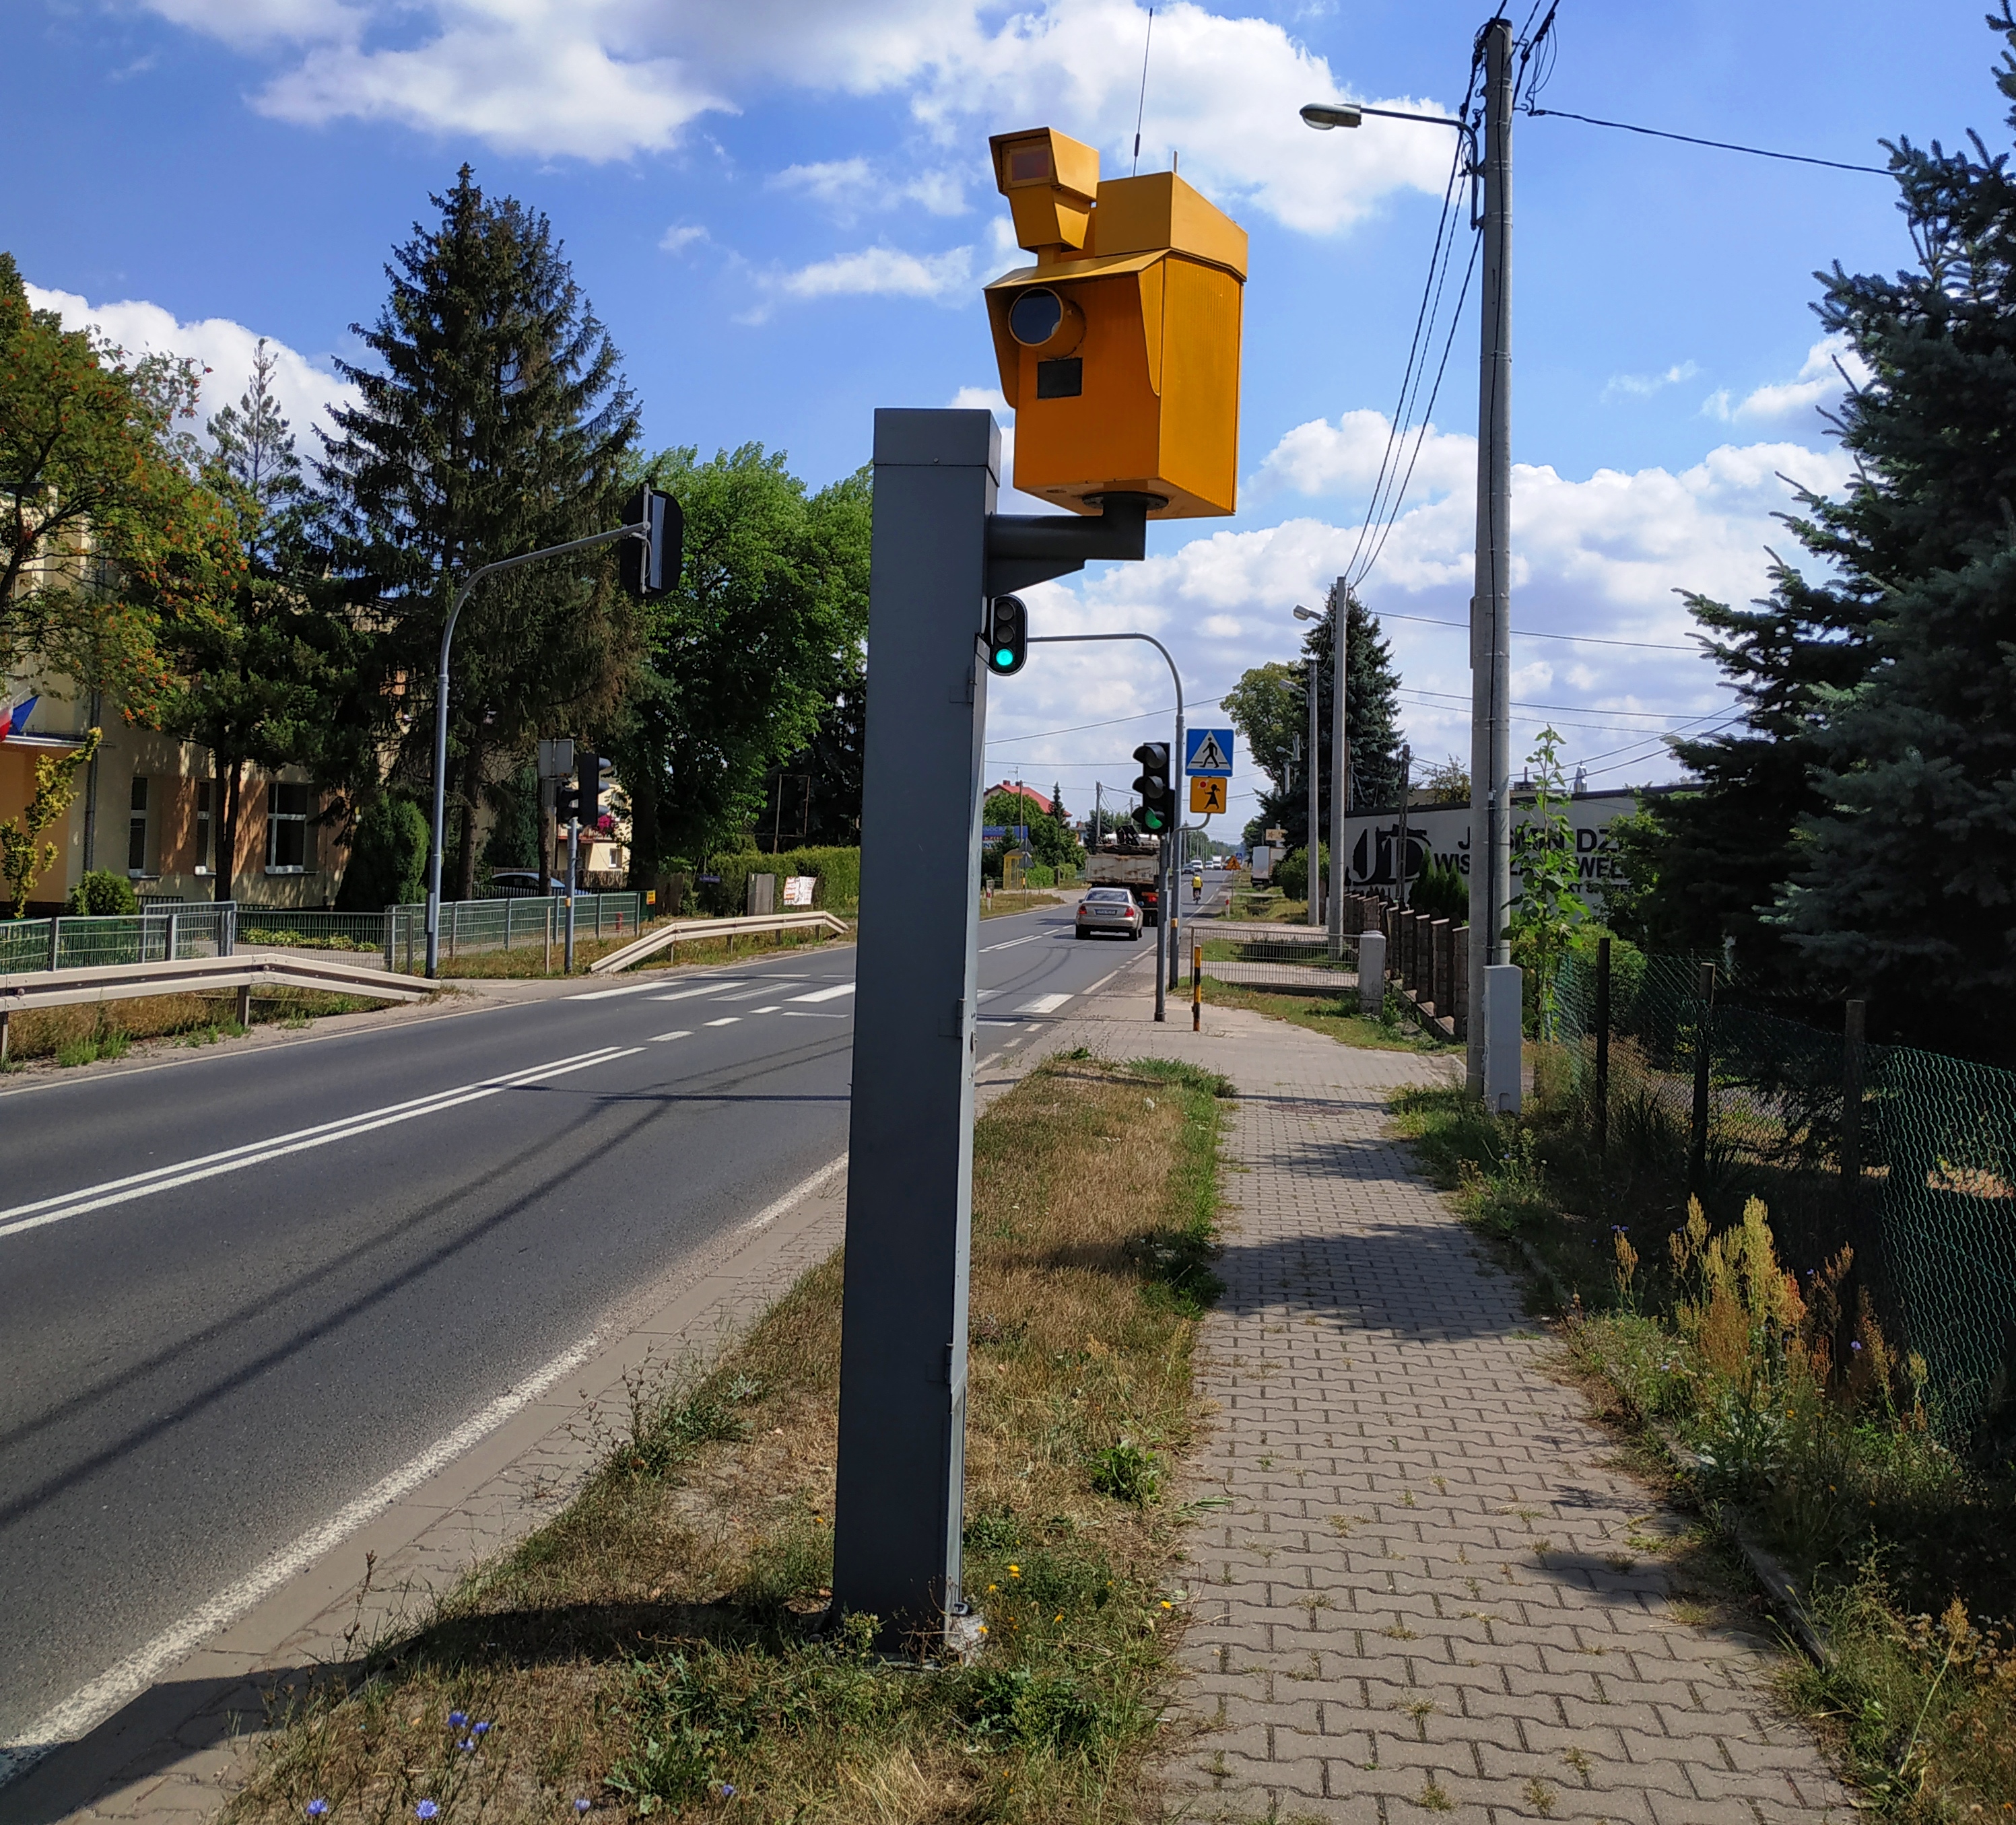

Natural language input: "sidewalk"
[1039,984,1851,1824]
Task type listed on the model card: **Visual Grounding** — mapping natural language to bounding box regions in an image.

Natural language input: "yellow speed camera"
[984,127,1247,520]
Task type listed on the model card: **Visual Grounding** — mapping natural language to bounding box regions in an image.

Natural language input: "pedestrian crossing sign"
[1190,776,1227,815]
[1185,728,1234,776]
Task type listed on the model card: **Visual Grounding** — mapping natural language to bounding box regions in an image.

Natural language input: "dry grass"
[0,987,382,1068]
[1201,978,1452,1055]
[224,1052,1232,1825]
[980,891,1070,920]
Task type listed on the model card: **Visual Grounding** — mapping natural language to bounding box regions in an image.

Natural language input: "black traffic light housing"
[983,594,1028,677]
[620,485,683,600]
[1132,741,1172,833]
[576,751,616,831]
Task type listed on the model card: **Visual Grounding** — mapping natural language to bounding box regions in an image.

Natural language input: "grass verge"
[407,924,848,979]
[1199,977,1453,1054]
[980,891,1068,920]
[1390,1066,2016,1820]
[224,1052,1232,1824]
[1,988,385,1069]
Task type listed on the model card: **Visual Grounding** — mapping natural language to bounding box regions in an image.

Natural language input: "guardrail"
[0,951,430,1062]
[1,903,238,976]
[589,910,850,975]
[231,893,642,973]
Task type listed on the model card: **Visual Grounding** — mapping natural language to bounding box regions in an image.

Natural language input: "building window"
[266,782,310,872]
[127,776,149,876]
[195,781,213,875]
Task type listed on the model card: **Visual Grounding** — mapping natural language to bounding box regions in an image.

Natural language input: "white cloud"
[769,158,967,223]
[980,422,1859,786]
[139,0,1454,232]
[1601,360,1699,403]
[1247,408,1472,502]
[773,243,974,302]
[658,223,710,254]
[22,281,358,444]
[948,384,1009,415]
[1704,333,1873,423]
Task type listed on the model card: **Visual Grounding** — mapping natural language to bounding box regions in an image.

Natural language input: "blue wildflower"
[716,1783,736,1799]
[416,1804,438,1820]
[471,1721,491,1736]
[574,1804,591,1816]
[459,1739,475,1754]
[306,1803,329,1819]
[447,1712,467,1729]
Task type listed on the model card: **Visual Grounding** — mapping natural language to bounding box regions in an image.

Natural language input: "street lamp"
[1302,31,1514,1106]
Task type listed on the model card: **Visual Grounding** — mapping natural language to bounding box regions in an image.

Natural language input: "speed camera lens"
[1008,288,1065,347]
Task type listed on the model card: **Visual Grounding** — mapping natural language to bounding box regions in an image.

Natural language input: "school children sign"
[1340,790,1638,907]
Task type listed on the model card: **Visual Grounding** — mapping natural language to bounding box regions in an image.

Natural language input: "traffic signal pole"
[425,517,657,979]
[1028,631,1186,1022]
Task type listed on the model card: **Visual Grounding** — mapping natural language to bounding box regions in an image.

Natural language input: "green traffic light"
[995,648,1014,668]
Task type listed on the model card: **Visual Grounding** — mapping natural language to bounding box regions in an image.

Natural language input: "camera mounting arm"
[983,491,1160,596]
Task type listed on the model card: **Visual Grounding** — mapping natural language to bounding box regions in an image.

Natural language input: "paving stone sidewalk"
[1036,985,1851,1825]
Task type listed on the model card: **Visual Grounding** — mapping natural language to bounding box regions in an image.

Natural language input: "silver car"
[1075,887,1144,940]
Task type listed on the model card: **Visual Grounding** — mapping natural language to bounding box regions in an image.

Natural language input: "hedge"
[689,846,863,918]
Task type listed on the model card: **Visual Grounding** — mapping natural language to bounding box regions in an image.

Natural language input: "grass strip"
[224,1052,1232,1824]
[1388,1071,2016,1821]
[1,987,387,1069]
[1199,977,1453,1055]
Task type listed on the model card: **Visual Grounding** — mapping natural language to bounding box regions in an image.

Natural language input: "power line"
[985,691,1232,747]
[1400,683,1726,722]
[1373,607,1697,652]
[1525,106,1891,176]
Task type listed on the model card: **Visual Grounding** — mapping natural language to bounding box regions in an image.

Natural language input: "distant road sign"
[1186,728,1234,776]
[1190,776,1228,815]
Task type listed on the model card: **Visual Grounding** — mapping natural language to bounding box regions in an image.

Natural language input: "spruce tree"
[1775,7,2016,1049]
[318,167,640,900]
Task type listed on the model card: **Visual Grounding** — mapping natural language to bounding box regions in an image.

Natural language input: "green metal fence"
[1555,947,2016,1443]
[1,903,237,975]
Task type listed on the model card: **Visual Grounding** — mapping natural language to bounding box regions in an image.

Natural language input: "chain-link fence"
[1554,946,2016,1444]
[1,903,238,975]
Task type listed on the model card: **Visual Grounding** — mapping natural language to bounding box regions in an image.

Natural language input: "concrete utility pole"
[1467,14,1515,1099]
[1329,575,1348,953]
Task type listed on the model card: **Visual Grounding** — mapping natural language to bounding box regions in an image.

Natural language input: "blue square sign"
[1185,728,1234,776]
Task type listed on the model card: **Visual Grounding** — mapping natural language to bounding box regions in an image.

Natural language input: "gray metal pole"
[564,821,579,971]
[1168,701,1184,996]
[832,409,995,1645]
[1306,651,1320,924]
[1329,576,1347,952]
[1467,15,1514,1096]
[1396,743,1413,905]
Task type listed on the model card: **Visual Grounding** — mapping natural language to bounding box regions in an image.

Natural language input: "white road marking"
[0,1326,602,1789]
[738,1153,847,1234]
[788,982,855,1003]
[751,1006,782,1014]
[705,1017,740,1027]
[646,981,749,1003]
[980,933,1045,953]
[779,1011,846,1019]
[646,1030,692,1043]
[570,979,679,1002]
[1015,993,1073,1015]
[0,1048,641,1243]
[0,1150,856,1789]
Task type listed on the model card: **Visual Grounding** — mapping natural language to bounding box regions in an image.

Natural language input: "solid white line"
[646,1030,692,1043]
[787,982,854,1004]
[980,933,1044,953]
[737,1154,848,1234]
[0,1047,636,1242]
[0,1329,603,1789]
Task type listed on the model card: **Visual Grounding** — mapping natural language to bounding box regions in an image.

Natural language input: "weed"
[1524,1774,1557,1816]
[1088,1440,1162,1507]
[1417,1773,1454,1811]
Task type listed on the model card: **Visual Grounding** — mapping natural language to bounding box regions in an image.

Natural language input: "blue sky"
[8,0,1998,826]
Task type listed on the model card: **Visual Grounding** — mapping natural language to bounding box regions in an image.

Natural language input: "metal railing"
[228,895,641,970]
[1,903,238,976]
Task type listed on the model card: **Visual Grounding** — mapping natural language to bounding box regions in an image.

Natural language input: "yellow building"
[1,672,346,914]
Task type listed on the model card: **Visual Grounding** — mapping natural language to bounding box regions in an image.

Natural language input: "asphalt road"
[0,899,1160,1754]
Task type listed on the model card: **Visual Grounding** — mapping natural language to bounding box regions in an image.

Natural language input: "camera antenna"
[1132,7,1155,175]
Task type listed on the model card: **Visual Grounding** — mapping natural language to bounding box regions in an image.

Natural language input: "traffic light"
[576,751,616,831]
[620,485,683,600]
[984,594,1028,677]
[982,128,1248,520]
[1132,741,1172,834]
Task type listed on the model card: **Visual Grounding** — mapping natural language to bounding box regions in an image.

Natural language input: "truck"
[1084,850,1163,926]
